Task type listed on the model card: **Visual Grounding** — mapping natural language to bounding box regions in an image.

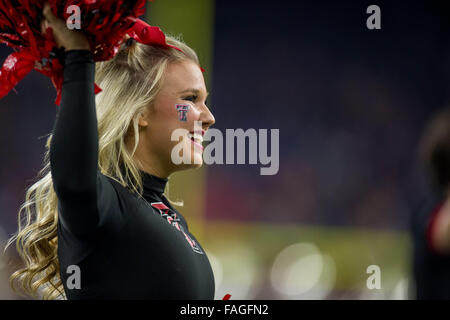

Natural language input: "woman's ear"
[138,108,149,128]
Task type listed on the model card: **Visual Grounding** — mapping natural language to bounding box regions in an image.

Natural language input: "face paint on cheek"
[175,104,190,122]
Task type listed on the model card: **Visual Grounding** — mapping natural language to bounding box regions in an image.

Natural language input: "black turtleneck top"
[49,50,215,299]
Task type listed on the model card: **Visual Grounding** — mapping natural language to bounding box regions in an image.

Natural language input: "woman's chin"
[190,157,203,169]
[174,158,203,172]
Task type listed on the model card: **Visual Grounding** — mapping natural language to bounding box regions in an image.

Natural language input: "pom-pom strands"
[0,0,182,105]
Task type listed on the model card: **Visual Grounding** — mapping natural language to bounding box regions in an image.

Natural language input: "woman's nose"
[200,105,215,129]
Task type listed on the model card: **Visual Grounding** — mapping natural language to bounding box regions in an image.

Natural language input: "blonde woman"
[7,4,216,299]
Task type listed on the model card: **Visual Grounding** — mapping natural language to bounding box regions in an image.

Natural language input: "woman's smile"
[188,129,205,151]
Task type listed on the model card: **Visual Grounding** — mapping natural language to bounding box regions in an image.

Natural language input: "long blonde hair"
[5,34,200,299]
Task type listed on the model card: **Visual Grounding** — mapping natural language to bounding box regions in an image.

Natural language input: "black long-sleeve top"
[49,50,215,300]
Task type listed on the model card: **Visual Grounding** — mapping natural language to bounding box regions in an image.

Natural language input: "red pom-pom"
[0,51,35,98]
[0,0,181,106]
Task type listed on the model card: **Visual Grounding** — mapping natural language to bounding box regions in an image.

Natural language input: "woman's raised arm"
[45,3,116,237]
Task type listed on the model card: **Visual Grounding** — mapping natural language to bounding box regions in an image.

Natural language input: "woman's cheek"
[184,103,201,122]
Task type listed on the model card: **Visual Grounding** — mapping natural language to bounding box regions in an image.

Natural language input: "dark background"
[206,0,450,229]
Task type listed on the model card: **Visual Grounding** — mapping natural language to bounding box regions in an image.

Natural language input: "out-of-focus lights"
[270,242,336,299]
[391,278,409,300]
[205,250,223,290]
[214,244,259,300]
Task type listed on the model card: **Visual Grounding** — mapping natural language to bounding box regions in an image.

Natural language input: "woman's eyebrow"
[179,88,209,97]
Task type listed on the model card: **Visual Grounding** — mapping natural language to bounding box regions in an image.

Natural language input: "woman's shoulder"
[99,172,155,213]
[99,173,138,204]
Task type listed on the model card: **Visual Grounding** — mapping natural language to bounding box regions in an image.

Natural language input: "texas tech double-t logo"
[150,202,203,254]
[175,104,190,122]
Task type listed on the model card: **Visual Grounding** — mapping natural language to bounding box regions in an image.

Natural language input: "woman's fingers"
[40,19,47,34]
[41,3,65,46]
[42,3,66,30]
[42,3,57,24]
[40,2,91,51]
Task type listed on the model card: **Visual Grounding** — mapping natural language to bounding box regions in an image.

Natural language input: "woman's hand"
[41,2,91,52]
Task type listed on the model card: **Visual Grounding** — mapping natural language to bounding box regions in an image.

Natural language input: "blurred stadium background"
[0,0,449,299]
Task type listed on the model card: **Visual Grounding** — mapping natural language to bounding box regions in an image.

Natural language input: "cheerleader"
[8,3,216,299]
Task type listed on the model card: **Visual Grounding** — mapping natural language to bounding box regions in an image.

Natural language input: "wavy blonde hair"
[5,34,200,299]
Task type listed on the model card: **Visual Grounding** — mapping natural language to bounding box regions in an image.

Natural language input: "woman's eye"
[184,95,197,102]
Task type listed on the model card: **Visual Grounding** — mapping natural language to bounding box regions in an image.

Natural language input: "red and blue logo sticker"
[176,104,190,122]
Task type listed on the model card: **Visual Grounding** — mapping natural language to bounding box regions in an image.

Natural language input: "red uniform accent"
[426,202,445,254]
[150,202,201,253]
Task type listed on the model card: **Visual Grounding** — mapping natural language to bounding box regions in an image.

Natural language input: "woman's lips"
[187,131,204,151]
[191,137,204,150]
[190,129,205,136]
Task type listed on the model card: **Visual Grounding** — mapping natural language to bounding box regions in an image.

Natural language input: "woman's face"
[135,59,215,177]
